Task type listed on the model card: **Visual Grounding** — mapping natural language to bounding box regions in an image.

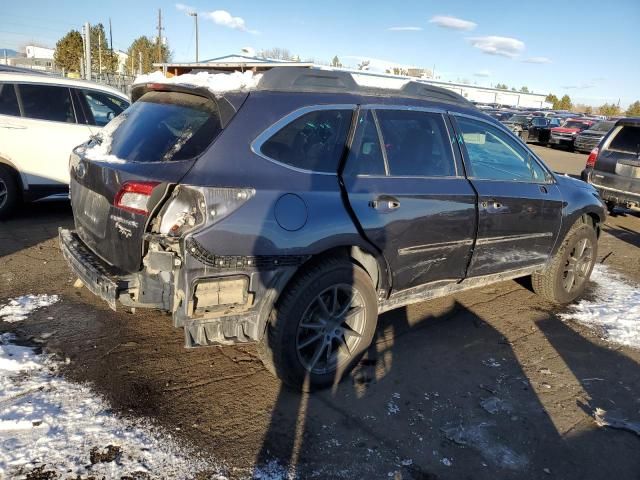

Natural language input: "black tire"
[257,257,378,391]
[531,218,598,304]
[0,165,19,220]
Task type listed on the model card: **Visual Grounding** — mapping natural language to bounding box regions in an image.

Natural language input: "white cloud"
[176,5,258,34]
[474,69,491,77]
[388,26,423,31]
[175,3,194,12]
[468,36,525,58]
[429,15,477,31]
[523,56,552,64]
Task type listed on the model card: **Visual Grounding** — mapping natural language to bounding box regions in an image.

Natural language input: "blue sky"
[1,0,638,106]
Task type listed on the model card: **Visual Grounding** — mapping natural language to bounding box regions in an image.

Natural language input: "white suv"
[0,72,130,217]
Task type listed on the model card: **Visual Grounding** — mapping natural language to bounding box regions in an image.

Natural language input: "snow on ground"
[0,295,59,323]
[560,265,640,349]
[0,332,220,479]
[134,70,262,94]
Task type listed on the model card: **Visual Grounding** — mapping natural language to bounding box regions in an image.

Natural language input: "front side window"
[260,109,352,173]
[0,83,19,116]
[376,109,456,177]
[456,116,548,183]
[18,83,75,123]
[81,90,129,126]
[343,110,385,176]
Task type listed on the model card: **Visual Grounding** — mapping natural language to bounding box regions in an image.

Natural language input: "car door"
[342,107,477,292]
[451,113,563,277]
[11,82,93,186]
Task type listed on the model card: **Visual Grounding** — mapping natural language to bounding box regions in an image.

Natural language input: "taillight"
[156,186,255,237]
[114,181,160,215]
[586,147,599,168]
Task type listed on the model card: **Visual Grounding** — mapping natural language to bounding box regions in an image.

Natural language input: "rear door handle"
[369,196,400,212]
[0,123,26,130]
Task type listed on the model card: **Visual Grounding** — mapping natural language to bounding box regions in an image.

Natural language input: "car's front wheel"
[258,258,378,391]
[0,165,19,220]
[531,217,598,304]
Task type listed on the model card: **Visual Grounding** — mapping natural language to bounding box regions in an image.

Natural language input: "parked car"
[582,118,640,212]
[549,119,595,150]
[0,72,130,218]
[502,113,533,137]
[525,116,563,144]
[487,110,514,122]
[574,120,615,153]
[59,68,605,390]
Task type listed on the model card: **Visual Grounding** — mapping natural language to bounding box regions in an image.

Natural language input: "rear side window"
[377,110,455,177]
[107,91,221,163]
[81,89,129,127]
[260,109,352,173]
[343,110,385,176]
[19,84,75,123]
[608,126,640,154]
[0,83,19,116]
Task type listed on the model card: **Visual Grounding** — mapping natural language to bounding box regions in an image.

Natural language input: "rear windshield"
[107,91,222,163]
[509,115,529,123]
[608,126,640,154]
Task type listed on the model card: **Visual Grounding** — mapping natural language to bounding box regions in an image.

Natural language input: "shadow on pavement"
[0,200,72,259]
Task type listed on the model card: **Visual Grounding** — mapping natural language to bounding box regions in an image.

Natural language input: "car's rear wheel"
[0,165,19,220]
[531,218,597,304]
[258,258,378,391]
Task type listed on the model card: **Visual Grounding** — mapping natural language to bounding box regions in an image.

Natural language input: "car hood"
[551,127,580,133]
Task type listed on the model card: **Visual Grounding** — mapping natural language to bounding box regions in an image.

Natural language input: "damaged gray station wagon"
[60,68,606,390]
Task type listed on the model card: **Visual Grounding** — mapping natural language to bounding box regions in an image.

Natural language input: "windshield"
[591,121,615,132]
[509,115,529,123]
[100,91,222,163]
[563,120,589,130]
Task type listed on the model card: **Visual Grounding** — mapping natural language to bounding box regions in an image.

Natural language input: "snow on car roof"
[133,70,262,95]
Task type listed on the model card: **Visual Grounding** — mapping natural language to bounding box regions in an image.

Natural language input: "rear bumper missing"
[59,228,131,310]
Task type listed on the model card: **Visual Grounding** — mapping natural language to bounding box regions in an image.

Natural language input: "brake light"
[115,181,160,215]
[586,147,599,168]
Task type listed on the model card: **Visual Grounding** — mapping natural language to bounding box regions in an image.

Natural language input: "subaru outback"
[60,68,605,390]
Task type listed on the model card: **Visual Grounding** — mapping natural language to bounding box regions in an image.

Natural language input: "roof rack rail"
[257,67,472,107]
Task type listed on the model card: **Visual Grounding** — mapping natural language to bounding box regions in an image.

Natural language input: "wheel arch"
[0,156,27,192]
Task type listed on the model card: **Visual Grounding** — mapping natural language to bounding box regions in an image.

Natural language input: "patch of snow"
[0,295,59,323]
[0,332,218,478]
[387,395,400,415]
[560,265,640,349]
[82,112,129,164]
[441,457,453,467]
[351,73,409,90]
[133,70,262,95]
[253,460,294,480]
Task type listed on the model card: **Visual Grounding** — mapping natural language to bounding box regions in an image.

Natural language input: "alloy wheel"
[296,284,367,375]
[0,178,7,210]
[562,237,593,293]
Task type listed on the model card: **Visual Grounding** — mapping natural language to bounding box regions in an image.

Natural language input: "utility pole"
[98,34,102,80]
[156,8,164,63]
[109,18,113,53]
[84,22,91,80]
[188,11,199,62]
[130,54,134,76]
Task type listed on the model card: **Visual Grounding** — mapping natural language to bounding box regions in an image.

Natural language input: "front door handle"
[482,199,505,211]
[369,196,400,212]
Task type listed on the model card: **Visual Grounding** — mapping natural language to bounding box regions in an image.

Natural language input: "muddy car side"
[60,68,605,390]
